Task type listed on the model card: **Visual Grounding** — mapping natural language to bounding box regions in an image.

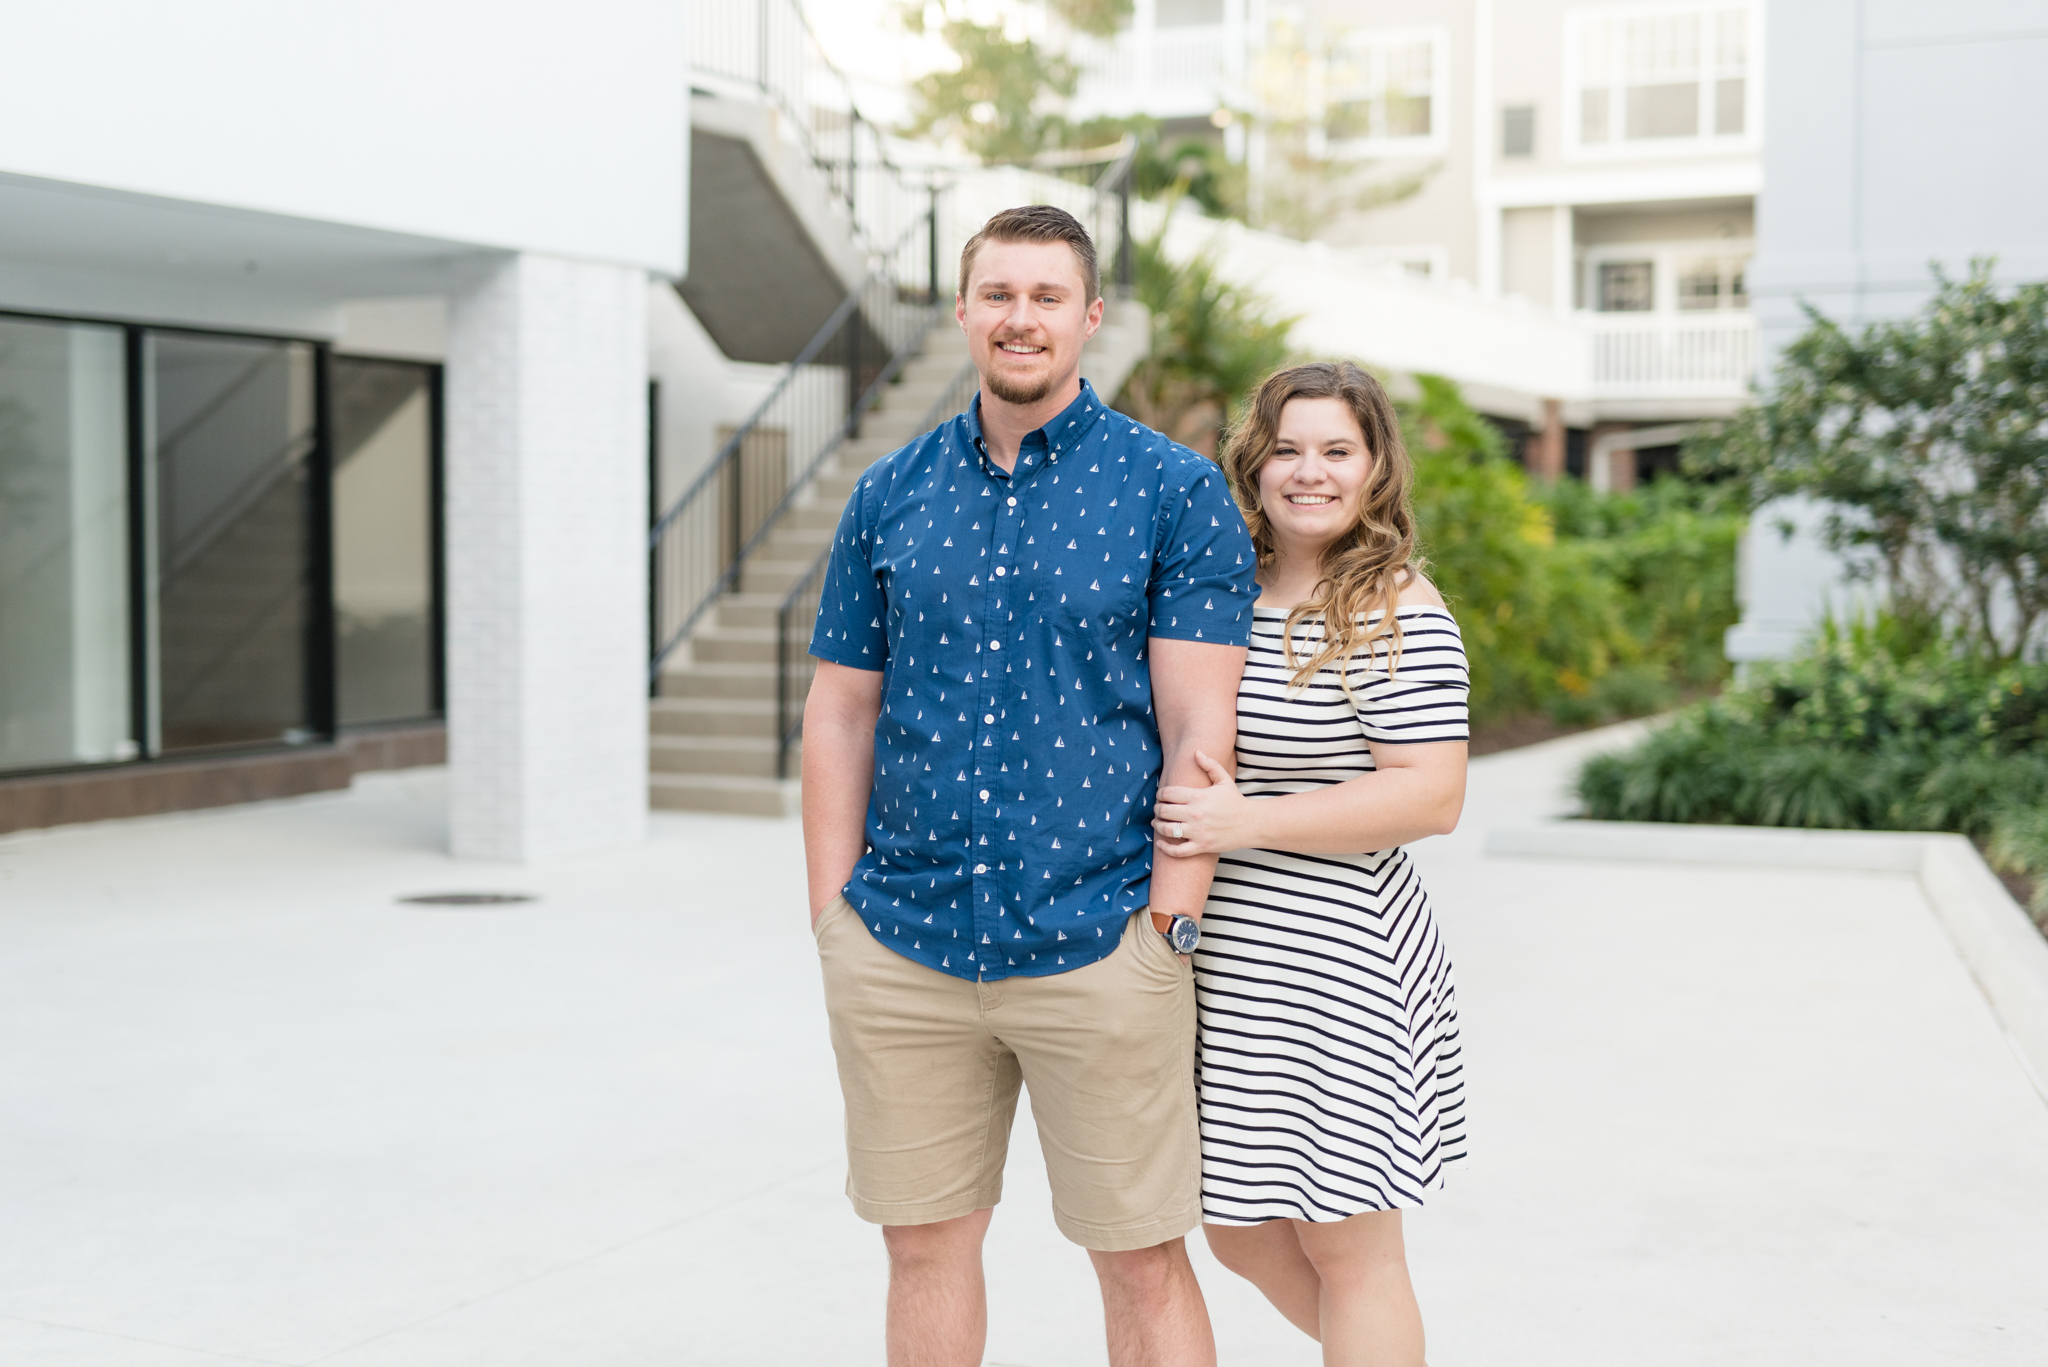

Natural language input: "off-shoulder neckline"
[1251,603,1455,619]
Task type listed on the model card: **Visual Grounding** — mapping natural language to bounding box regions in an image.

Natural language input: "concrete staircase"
[648,328,974,817]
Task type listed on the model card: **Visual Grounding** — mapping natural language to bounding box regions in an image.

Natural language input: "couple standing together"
[802,204,1470,1367]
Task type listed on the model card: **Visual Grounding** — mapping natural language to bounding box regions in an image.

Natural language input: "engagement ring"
[1170,823,1185,842]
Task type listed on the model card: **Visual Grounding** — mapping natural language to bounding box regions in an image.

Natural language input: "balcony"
[1073,26,1234,120]
[1584,309,1756,401]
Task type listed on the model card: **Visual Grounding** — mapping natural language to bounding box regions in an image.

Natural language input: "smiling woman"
[1157,360,1470,1367]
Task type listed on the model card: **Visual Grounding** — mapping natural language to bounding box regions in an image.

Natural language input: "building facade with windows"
[1075,0,1764,484]
[0,1,688,857]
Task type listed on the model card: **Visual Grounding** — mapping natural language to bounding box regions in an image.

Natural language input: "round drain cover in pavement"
[398,892,538,906]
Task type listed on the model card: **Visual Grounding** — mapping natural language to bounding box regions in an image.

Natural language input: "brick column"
[1525,398,1566,481]
[1591,421,1636,494]
[444,254,649,861]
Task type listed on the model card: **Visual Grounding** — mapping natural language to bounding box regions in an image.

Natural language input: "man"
[803,204,1255,1367]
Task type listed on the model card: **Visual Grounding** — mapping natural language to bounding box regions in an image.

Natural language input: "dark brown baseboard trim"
[0,722,447,838]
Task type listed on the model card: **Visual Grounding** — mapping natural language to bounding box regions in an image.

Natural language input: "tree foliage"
[1113,231,1295,456]
[899,0,1129,162]
[1404,377,1742,724]
[1695,263,2048,661]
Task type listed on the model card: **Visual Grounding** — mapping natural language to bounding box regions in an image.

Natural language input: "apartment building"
[1073,0,1764,485]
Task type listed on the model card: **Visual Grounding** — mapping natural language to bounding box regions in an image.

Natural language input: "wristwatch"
[1150,909,1200,954]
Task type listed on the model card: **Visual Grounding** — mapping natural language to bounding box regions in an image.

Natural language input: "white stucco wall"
[0,0,687,276]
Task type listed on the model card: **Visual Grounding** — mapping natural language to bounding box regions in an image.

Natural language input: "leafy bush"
[1577,624,2048,913]
[1115,233,1297,455]
[1402,376,1742,725]
[1691,263,2048,661]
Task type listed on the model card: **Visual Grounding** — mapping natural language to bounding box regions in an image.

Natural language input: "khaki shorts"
[814,897,1199,1252]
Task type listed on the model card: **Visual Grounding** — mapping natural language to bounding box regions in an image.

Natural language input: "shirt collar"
[963,380,1106,482]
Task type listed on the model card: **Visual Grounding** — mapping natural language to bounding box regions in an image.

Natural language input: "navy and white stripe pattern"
[1196,605,1470,1223]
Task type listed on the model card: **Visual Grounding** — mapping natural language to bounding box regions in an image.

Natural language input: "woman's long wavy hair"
[1220,362,1421,690]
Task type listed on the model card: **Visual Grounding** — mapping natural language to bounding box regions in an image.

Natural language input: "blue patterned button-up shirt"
[810,381,1258,981]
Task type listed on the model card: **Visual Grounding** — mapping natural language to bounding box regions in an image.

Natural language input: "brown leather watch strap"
[1150,910,1175,934]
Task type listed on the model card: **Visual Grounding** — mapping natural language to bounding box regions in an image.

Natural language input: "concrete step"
[759,524,832,559]
[785,500,851,532]
[651,732,796,779]
[658,662,778,699]
[649,772,798,818]
[715,593,796,629]
[690,626,781,666]
[650,696,787,739]
[738,557,826,596]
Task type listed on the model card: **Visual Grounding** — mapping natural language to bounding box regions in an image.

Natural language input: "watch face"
[1167,916,1200,954]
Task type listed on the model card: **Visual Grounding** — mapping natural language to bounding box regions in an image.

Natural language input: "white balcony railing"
[1073,26,1234,117]
[1584,310,1757,398]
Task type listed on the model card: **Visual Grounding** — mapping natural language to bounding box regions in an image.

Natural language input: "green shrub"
[1577,625,2048,849]
[1988,806,2048,921]
[1401,375,1740,726]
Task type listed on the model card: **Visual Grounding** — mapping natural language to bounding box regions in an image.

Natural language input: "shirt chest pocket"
[1026,566,1148,646]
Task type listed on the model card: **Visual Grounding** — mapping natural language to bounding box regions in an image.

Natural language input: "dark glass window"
[331,357,439,726]
[149,333,320,754]
[1502,104,1535,157]
[0,317,133,770]
[1597,261,1655,312]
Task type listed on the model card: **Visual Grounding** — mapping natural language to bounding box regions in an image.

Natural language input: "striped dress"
[1195,604,1470,1224]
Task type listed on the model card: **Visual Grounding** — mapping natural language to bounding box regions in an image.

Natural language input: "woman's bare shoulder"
[1394,568,1448,609]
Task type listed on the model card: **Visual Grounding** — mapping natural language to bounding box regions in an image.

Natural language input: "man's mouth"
[1285,494,1336,505]
[996,340,1047,355]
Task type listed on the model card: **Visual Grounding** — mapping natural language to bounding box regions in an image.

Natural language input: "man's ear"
[1084,294,1106,340]
[955,293,968,329]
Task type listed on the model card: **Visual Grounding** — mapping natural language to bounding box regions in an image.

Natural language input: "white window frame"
[1318,25,1450,160]
[1579,237,1755,314]
[1562,1,1762,162]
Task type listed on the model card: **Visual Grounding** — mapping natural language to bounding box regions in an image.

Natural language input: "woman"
[1154,361,1469,1366]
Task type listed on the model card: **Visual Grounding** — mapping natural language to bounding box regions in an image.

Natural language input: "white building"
[0,0,1133,832]
[1726,0,2048,661]
[1074,0,1765,487]
[0,1,692,855]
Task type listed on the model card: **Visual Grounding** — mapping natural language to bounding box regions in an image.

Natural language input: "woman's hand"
[1152,750,1257,858]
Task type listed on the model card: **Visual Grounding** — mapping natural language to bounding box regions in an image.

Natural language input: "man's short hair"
[957,205,1101,304]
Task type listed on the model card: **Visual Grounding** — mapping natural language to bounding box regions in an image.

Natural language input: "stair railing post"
[927,188,941,306]
[847,111,859,222]
[776,595,791,780]
[757,0,770,95]
[1117,163,1133,295]
[846,292,863,438]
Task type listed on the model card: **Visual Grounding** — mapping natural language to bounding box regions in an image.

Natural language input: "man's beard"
[983,341,1056,405]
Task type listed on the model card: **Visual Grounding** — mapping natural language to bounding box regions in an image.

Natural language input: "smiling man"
[802,205,1257,1367]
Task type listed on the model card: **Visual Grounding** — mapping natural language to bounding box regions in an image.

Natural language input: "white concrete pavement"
[1,727,2044,1365]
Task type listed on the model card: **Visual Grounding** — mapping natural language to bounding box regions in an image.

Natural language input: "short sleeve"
[1351,612,1471,743]
[1146,459,1258,645]
[808,478,889,670]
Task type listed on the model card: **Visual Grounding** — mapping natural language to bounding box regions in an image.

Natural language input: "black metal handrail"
[770,357,980,778]
[648,211,944,682]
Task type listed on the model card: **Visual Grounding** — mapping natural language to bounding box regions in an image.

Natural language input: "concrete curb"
[1486,820,2048,1100]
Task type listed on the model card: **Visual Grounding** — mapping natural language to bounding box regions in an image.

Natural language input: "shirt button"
[983,714,994,724]
[1006,497,1016,506]
[988,640,1001,651]
[979,789,990,799]
[974,863,988,874]
[994,566,1006,576]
